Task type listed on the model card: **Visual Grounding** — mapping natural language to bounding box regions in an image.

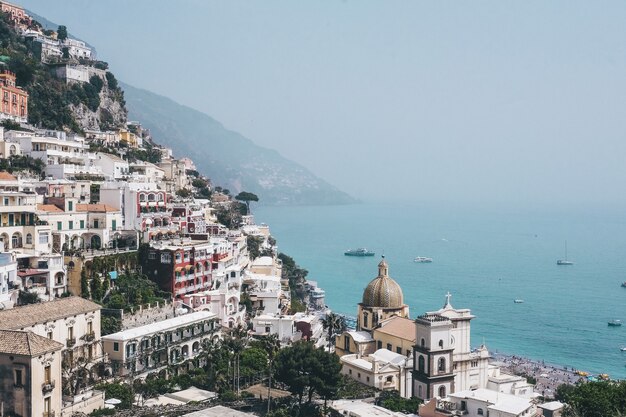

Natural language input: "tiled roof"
[0,330,63,356]
[0,296,101,330]
[37,203,63,212]
[76,203,119,213]
[374,316,416,342]
[0,171,17,181]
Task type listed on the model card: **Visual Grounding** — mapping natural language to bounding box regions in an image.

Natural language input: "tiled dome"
[362,258,404,308]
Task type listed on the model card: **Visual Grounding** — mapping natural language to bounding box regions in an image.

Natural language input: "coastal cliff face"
[68,74,127,132]
[121,82,357,206]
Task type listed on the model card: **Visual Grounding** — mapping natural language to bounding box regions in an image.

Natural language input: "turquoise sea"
[255,202,626,379]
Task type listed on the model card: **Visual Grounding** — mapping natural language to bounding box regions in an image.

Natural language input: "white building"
[0,251,17,309]
[340,348,413,398]
[413,293,490,401]
[94,152,129,180]
[329,400,412,417]
[101,310,219,377]
[422,389,539,417]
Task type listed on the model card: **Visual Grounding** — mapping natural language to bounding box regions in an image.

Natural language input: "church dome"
[362,258,404,308]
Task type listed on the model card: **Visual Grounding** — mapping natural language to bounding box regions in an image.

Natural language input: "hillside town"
[0,2,576,417]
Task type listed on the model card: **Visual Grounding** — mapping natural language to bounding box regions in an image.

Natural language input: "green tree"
[321,312,346,352]
[18,290,40,305]
[89,75,104,92]
[274,341,342,407]
[176,188,192,198]
[56,25,68,41]
[235,191,259,213]
[377,390,422,414]
[101,316,121,336]
[556,380,626,417]
[246,234,263,259]
[90,276,103,302]
[80,268,90,298]
[258,334,280,413]
[99,383,133,409]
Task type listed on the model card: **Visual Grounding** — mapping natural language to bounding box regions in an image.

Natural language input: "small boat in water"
[621,282,626,288]
[619,347,626,351]
[514,299,524,304]
[608,320,622,327]
[557,241,574,265]
[344,248,375,257]
[414,256,433,263]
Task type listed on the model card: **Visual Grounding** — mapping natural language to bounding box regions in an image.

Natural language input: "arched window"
[477,409,484,415]
[438,339,444,349]
[363,312,369,328]
[25,233,32,245]
[420,338,425,347]
[418,355,425,372]
[148,193,156,202]
[438,385,446,398]
[9,144,16,156]
[157,193,164,202]
[139,193,146,202]
[438,357,446,372]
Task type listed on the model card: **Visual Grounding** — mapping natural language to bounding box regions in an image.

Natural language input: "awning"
[185,265,194,271]
[175,267,183,273]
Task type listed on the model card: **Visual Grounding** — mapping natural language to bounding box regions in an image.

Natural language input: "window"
[418,355,425,372]
[44,365,51,383]
[344,336,350,351]
[148,251,156,260]
[47,331,53,339]
[26,233,32,244]
[39,232,49,244]
[421,338,425,347]
[396,347,402,354]
[438,339,444,349]
[161,253,171,263]
[14,368,23,387]
[265,326,270,333]
[386,376,393,383]
[68,327,74,340]
[80,220,85,229]
[377,341,382,349]
[57,221,62,231]
[113,342,119,352]
[366,376,370,382]
[438,385,446,398]
[88,322,93,335]
[68,201,73,211]
[407,350,411,357]
[68,221,73,230]
[349,369,352,375]
[357,372,361,379]
[94,219,99,229]
[112,220,116,231]
[477,408,484,415]
[363,312,368,328]
[438,357,446,372]
[386,343,392,351]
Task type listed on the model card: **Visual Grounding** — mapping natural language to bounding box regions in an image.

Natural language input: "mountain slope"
[122,82,356,205]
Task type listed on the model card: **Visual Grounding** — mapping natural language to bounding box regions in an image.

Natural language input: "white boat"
[414,256,433,263]
[514,299,524,304]
[557,241,574,265]
[619,347,626,351]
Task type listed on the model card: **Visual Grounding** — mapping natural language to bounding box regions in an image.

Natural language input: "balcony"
[66,337,76,348]
[42,380,55,393]
[83,332,95,342]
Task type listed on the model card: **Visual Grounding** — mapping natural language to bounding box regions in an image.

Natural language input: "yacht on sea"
[557,241,574,265]
[608,319,622,327]
[621,282,626,288]
[344,248,375,257]
[514,299,524,304]
[414,256,433,263]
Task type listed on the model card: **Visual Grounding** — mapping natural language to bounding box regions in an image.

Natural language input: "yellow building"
[373,316,416,358]
[119,129,139,148]
[357,257,409,332]
[0,330,64,417]
[336,257,411,357]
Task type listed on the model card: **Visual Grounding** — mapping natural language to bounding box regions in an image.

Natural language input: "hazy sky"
[19,1,626,205]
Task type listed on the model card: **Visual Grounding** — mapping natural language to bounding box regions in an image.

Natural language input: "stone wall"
[120,301,176,330]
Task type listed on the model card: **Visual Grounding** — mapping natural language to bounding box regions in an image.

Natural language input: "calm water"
[255,202,626,379]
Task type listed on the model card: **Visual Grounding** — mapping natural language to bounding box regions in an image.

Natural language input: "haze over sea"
[255,202,626,379]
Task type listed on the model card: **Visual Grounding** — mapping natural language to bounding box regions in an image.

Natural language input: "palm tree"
[322,312,346,352]
[259,334,280,413]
